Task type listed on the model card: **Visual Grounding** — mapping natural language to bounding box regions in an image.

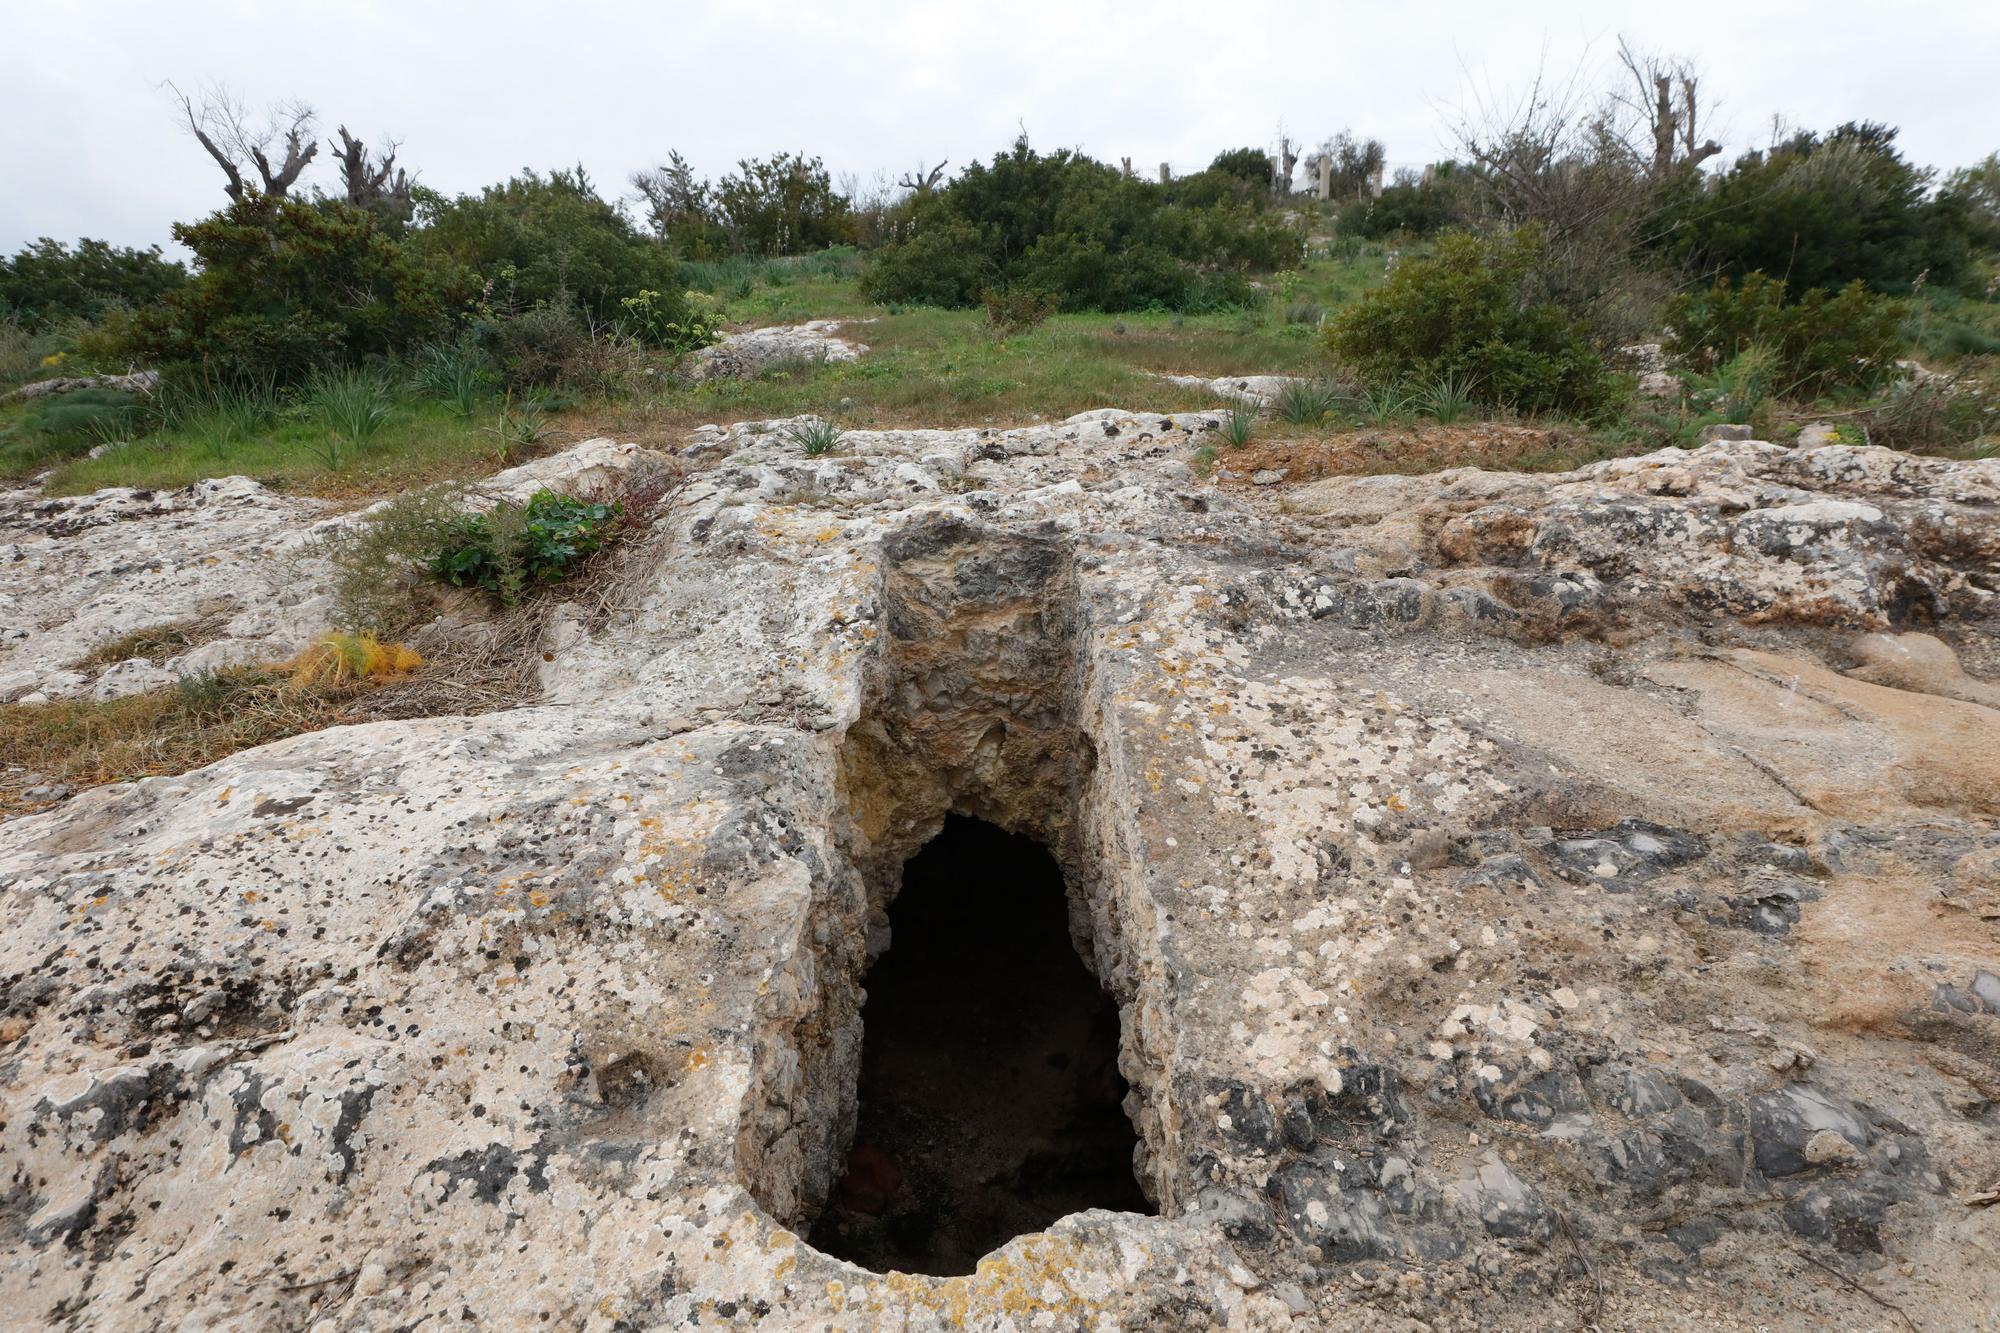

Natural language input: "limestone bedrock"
[2,410,1999,1330]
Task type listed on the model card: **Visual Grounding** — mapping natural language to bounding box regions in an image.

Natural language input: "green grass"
[33,398,503,497]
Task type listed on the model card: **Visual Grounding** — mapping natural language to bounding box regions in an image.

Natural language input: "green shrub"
[0,238,187,329]
[113,196,464,384]
[1337,179,1462,239]
[1663,272,1905,396]
[428,490,621,606]
[861,140,1301,313]
[712,153,855,256]
[411,168,685,325]
[618,288,722,355]
[1322,228,1617,417]
[1208,148,1276,188]
[475,303,596,388]
[414,337,495,416]
[1655,123,1977,296]
[981,287,1057,334]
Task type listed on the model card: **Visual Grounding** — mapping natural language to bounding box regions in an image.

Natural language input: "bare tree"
[897,159,949,194]
[169,82,319,201]
[1448,53,1688,344]
[1274,131,1301,195]
[1611,38,1721,180]
[329,126,414,223]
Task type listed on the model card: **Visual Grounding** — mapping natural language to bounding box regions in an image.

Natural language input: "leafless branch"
[896,159,949,193]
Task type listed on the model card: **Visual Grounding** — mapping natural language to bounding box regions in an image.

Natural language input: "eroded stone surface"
[0,438,649,703]
[691,321,870,382]
[1157,372,1306,406]
[2,421,1998,1329]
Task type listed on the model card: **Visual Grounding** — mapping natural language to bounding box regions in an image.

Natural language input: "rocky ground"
[690,321,871,382]
[1,411,1997,1330]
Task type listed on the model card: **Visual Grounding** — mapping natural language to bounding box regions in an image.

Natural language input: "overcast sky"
[5,0,1997,256]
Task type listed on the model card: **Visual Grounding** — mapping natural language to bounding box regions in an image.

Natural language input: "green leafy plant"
[147,373,280,463]
[427,489,621,606]
[311,369,392,441]
[783,416,844,456]
[112,195,465,384]
[1220,400,1257,447]
[1664,272,1905,396]
[306,369,392,469]
[415,337,494,416]
[484,388,549,466]
[1685,345,1780,423]
[1274,378,1341,424]
[861,139,1301,312]
[1352,381,1411,426]
[1416,370,1479,423]
[1323,228,1617,417]
[618,288,724,355]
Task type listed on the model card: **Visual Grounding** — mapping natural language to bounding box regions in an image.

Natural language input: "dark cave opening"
[808,815,1152,1275]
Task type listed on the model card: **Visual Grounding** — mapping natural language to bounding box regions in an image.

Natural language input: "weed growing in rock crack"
[1274,378,1342,424]
[284,631,423,688]
[1220,401,1257,448]
[427,489,621,606]
[785,416,844,456]
[1,667,363,806]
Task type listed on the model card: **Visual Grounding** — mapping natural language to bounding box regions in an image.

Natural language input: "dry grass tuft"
[284,632,422,689]
[1,670,365,816]
[5,457,689,820]
[71,604,236,669]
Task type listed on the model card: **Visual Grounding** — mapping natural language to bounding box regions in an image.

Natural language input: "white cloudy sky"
[4,0,1996,255]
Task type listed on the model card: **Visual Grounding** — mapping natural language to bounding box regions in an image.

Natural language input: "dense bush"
[712,153,855,255]
[428,489,621,605]
[1943,153,2000,249]
[617,288,723,356]
[474,304,613,389]
[981,287,1056,334]
[0,238,187,328]
[1338,177,1464,239]
[1657,123,1978,296]
[1323,228,1618,416]
[1208,148,1275,188]
[411,169,687,326]
[1663,271,1905,395]
[111,196,464,384]
[861,141,1301,312]
[0,387,142,472]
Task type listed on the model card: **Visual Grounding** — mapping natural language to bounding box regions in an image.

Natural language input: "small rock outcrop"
[0,438,649,704]
[1,417,1998,1329]
[0,370,160,403]
[690,320,869,381]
